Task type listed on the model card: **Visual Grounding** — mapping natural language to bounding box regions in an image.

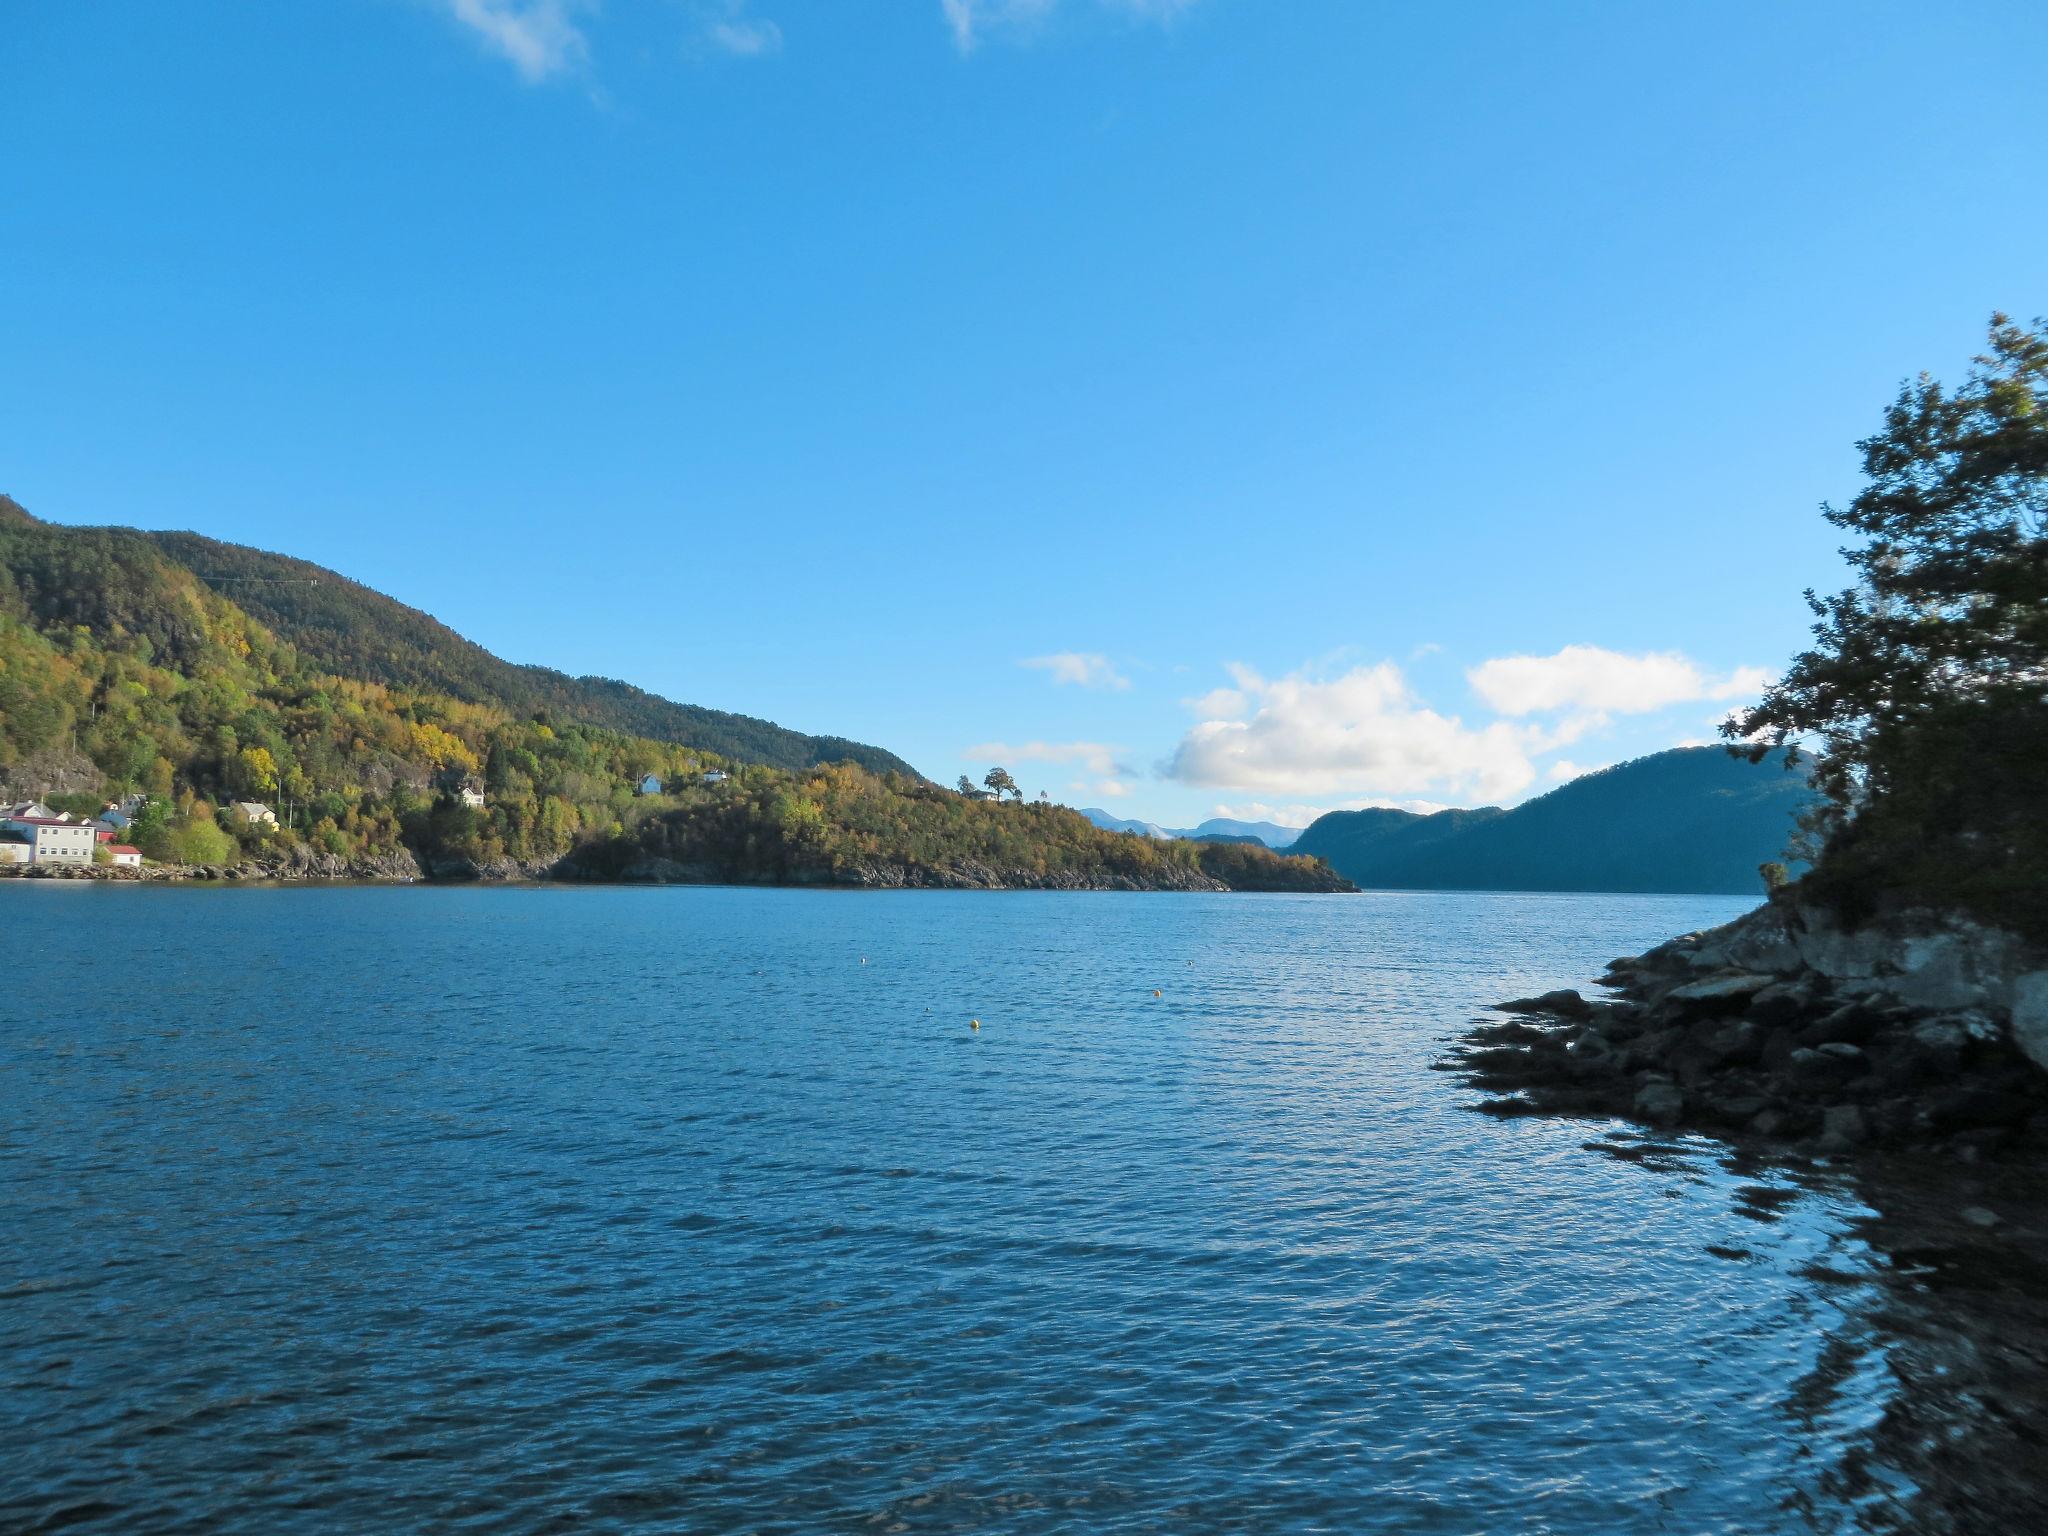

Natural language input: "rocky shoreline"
[1451,899,2048,1161]
[0,849,1339,892]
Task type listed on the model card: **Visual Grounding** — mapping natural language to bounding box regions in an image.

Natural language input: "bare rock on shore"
[1453,900,2048,1161]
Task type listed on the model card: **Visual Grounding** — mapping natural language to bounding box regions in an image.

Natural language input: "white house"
[701,770,729,785]
[229,801,278,827]
[1,801,57,823]
[456,782,486,809]
[0,831,31,865]
[108,844,142,868]
[0,814,98,864]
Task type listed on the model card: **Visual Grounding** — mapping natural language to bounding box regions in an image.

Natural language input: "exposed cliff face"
[1452,900,2048,1159]
[262,845,428,882]
[0,746,103,799]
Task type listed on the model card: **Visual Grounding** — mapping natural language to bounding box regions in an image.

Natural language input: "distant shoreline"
[0,864,1354,894]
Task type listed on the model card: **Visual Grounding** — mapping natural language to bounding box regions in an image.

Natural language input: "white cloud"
[1164,662,1539,802]
[942,0,1050,51]
[1468,645,1770,719]
[706,16,781,54]
[443,0,593,81]
[941,0,1192,53]
[695,0,781,55]
[967,740,1126,776]
[1021,651,1131,691]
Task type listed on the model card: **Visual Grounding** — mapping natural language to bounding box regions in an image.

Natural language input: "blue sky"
[5,1,2043,826]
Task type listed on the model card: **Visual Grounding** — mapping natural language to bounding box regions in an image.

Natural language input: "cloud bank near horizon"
[1155,645,1768,808]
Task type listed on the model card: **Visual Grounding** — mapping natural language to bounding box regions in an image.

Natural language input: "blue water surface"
[0,885,1967,1532]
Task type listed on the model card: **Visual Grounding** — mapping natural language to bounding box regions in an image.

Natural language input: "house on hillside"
[229,801,278,827]
[1,801,57,823]
[108,845,142,868]
[637,774,664,796]
[455,781,486,809]
[0,814,98,864]
[97,803,132,830]
[700,770,728,786]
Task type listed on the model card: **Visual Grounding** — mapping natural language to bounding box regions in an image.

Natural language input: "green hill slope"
[0,497,914,777]
[1291,747,1818,895]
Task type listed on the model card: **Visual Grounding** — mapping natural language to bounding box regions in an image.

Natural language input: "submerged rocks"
[1633,1080,1686,1125]
[1817,1105,1869,1153]
[1497,988,1595,1019]
[2012,973,2048,1073]
[1451,899,2048,1162]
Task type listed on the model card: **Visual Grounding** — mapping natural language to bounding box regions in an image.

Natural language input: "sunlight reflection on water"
[2,884,2041,1533]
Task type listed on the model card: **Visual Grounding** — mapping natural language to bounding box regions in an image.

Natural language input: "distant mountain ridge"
[1290,747,1818,895]
[1076,809,1302,848]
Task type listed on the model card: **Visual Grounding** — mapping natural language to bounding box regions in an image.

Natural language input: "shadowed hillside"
[1291,747,1818,895]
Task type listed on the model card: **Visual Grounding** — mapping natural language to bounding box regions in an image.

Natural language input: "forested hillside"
[1291,748,1818,894]
[561,767,1350,890]
[0,497,1349,891]
[0,498,914,778]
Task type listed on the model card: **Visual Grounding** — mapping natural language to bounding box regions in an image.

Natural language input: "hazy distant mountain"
[1289,747,1818,895]
[1078,808,1172,840]
[1076,809,1300,848]
[1185,817,1300,848]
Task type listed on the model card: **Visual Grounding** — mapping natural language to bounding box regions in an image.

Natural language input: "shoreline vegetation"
[1456,316,2048,1159]
[0,804,1353,894]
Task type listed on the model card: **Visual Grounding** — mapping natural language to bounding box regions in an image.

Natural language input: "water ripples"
[4,885,2044,1532]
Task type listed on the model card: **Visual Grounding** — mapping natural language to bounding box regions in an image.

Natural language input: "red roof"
[108,845,141,857]
[3,815,89,827]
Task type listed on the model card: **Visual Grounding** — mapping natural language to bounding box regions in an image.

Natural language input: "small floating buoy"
[1153,989,1162,998]
[969,1019,981,1031]
[860,957,868,965]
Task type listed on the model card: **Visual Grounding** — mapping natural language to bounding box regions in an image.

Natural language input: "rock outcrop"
[1451,900,2048,1160]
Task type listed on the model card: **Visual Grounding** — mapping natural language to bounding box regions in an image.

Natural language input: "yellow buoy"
[1153,989,1162,998]
[969,1019,981,1030]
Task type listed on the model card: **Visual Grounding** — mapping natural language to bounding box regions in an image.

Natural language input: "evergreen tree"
[1727,314,2048,930]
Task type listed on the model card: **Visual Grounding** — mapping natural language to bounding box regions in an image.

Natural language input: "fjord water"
[1,886,2037,1533]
